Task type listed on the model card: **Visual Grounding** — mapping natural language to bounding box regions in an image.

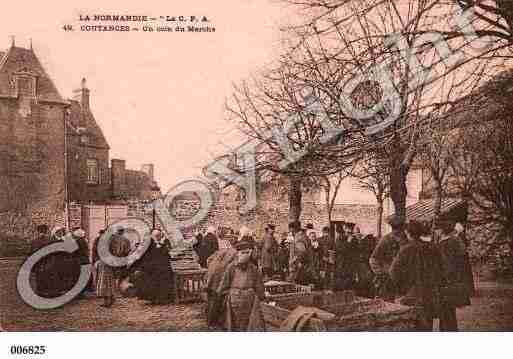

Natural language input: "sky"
[0,0,291,192]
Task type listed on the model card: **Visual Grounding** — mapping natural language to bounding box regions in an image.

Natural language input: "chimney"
[140,164,154,181]
[73,78,90,110]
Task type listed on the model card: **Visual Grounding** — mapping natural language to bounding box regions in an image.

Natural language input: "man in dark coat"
[260,224,277,279]
[288,222,312,285]
[70,228,91,296]
[435,219,473,331]
[334,227,359,291]
[202,226,219,267]
[369,215,407,300]
[389,220,445,331]
[193,231,205,266]
[320,226,335,290]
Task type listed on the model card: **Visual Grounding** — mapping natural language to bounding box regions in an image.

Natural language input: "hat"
[73,228,86,238]
[306,223,314,230]
[235,238,254,251]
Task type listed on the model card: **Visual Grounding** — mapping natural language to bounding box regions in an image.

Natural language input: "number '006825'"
[10,345,46,355]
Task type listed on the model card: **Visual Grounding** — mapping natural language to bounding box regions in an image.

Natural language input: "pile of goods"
[169,248,202,271]
[264,281,301,296]
[264,281,313,306]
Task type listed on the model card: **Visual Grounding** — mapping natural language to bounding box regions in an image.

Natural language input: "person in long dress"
[45,226,68,297]
[30,224,52,297]
[95,256,116,308]
[205,241,238,328]
[216,238,266,331]
[132,229,175,305]
[94,228,131,308]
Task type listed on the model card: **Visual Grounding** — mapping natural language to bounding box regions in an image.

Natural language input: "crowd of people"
[197,217,474,332]
[28,215,475,332]
[196,221,379,331]
[29,225,176,308]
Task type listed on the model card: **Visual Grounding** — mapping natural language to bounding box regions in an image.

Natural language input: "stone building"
[66,79,159,203]
[0,42,68,229]
[0,41,160,238]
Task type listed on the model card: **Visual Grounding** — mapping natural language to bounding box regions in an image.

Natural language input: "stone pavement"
[1,258,208,331]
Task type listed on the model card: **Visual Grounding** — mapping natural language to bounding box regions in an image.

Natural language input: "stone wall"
[193,178,386,240]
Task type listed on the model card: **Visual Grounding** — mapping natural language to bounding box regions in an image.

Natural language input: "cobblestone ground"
[2,258,513,331]
[0,258,209,331]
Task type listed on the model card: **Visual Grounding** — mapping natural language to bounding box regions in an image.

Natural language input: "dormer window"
[14,69,37,98]
[77,127,89,145]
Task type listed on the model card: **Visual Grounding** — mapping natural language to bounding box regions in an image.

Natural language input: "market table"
[173,268,207,304]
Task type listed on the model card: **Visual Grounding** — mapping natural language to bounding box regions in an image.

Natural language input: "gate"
[81,205,129,246]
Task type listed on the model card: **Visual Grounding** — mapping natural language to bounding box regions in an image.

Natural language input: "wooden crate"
[173,269,207,304]
[261,292,417,331]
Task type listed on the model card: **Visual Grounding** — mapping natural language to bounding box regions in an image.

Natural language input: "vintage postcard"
[1,0,512,351]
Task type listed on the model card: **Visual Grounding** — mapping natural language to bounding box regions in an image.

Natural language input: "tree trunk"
[389,167,408,223]
[376,199,384,238]
[324,185,332,224]
[432,176,443,234]
[288,176,302,224]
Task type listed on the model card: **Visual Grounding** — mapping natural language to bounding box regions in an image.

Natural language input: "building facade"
[66,78,158,203]
[0,41,160,237]
[0,43,68,228]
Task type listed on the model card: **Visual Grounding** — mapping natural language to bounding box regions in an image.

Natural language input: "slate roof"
[67,99,110,149]
[387,198,467,223]
[0,46,65,103]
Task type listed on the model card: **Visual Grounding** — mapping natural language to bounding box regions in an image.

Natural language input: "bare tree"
[417,116,455,231]
[224,52,362,223]
[316,167,355,223]
[354,149,390,237]
[279,0,502,224]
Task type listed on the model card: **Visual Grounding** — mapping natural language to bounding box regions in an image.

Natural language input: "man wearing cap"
[320,226,335,289]
[288,222,311,285]
[435,219,472,331]
[216,238,265,331]
[369,216,407,300]
[260,224,277,280]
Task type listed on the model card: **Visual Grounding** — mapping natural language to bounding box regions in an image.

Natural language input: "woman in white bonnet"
[50,226,66,242]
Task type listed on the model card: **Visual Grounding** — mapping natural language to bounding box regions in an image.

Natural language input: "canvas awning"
[388,198,468,223]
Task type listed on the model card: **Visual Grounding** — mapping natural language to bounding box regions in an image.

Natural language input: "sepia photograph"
[1,1,513,354]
